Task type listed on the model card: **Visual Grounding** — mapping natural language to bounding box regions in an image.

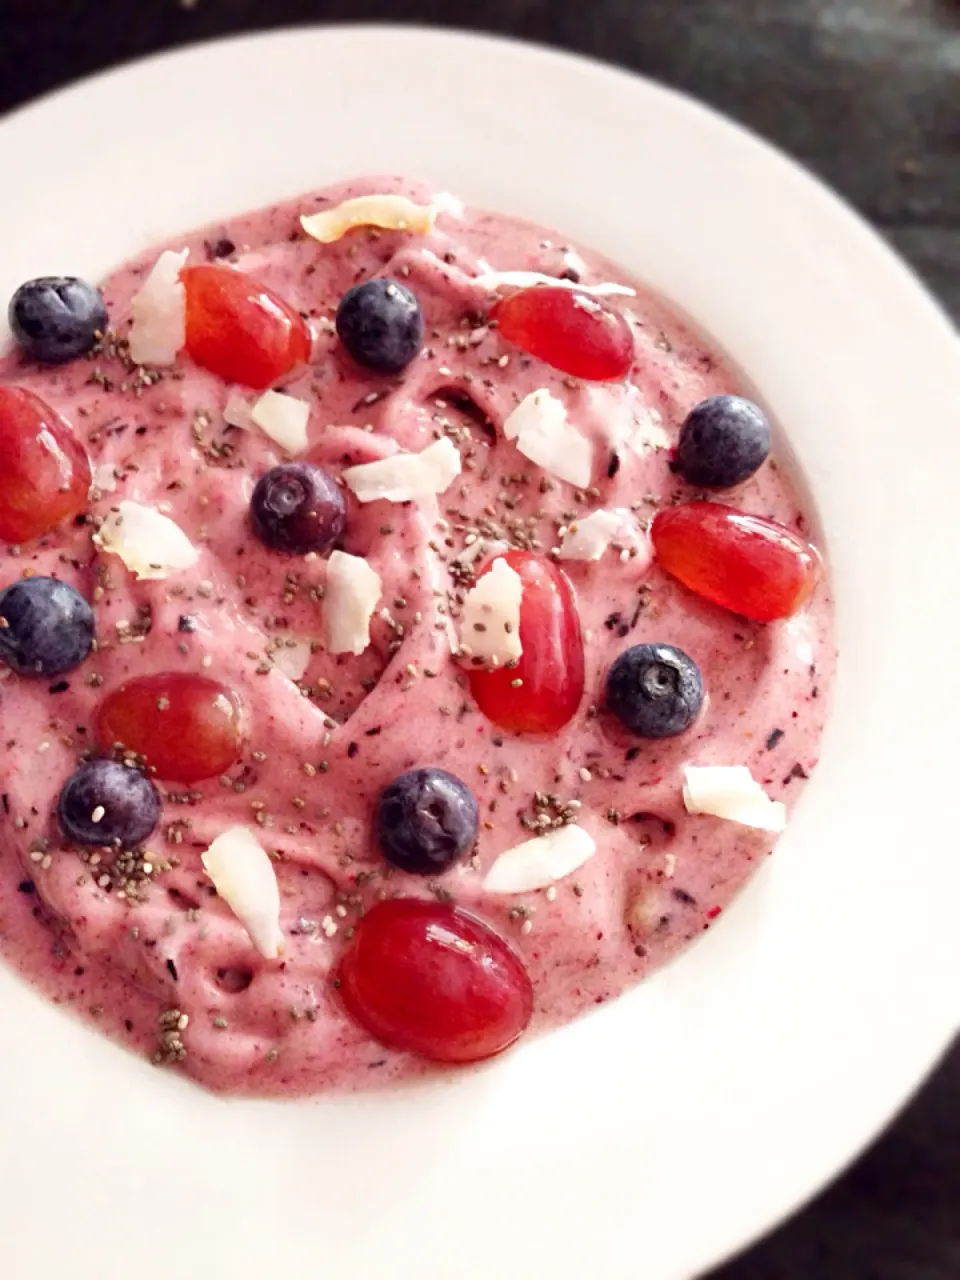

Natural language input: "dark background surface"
[0,1,957,1276]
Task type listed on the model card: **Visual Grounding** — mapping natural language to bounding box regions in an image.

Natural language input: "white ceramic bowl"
[0,26,957,1280]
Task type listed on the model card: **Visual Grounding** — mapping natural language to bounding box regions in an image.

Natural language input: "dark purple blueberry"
[250,462,345,554]
[0,576,95,677]
[606,643,704,739]
[675,395,771,489]
[58,759,161,847]
[336,277,424,373]
[9,277,108,364]
[377,767,479,875]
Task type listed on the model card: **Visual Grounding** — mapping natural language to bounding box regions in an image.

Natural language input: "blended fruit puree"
[0,176,834,1095]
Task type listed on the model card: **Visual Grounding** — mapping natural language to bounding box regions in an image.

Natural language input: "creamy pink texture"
[0,176,834,1095]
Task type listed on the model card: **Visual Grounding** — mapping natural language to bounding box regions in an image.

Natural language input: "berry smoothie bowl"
[0,174,834,1097]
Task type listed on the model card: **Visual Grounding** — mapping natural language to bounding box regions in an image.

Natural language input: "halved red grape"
[95,672,247,784]
[651,501,820,622]
[491,287,633,381]
[0,386,91,543]
[468,550,585,735]
[336,898,533,1063]
[181,264,310,389]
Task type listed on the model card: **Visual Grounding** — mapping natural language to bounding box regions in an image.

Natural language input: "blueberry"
[250,462,346,554]
[606,643,704,739]
[336,277,424,373]
[0,577,95,677]
[9,277,108,364]
[377,767,479,875]
[675,395,771,489]
[58,759,161,847]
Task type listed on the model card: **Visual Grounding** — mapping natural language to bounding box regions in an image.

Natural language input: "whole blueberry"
[0,577,95,677]
[9,277,108,364]
[674,395,771,489]
[377,767,479,875]
[336,277,424,373]
[250,462,346,554]
[58,759,161,847]
[606,643,704,739]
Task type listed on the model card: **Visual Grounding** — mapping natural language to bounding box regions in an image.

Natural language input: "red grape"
[336,898,533,1063]
[0,386,91,543]
[95,672,247,783]
[182,265,310,389]
[652,501,821,622]
[492,287,633,381]
[468,550,585,734]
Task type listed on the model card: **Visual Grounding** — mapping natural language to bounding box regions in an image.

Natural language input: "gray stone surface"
[0,3,957,1276]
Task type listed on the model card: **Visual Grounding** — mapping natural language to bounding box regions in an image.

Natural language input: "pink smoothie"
[0,176,834,1095]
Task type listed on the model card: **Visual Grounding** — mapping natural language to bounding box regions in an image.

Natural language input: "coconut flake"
[502,388,564,442]
[484,825,597,894]
[472,269,635,299]
[93,500,198,580]
[324,551,382,655]
[250,390,310,454]
[342,437,461,504]
[223,388,253,429]
[201,827,283,959]
[557,508,643,561]
[503,389,592,489]
[91,463,117,494]
[272,638,312,682]
[682,765,787,833]
[457,557,523,667]
[300,193,446,244]
[128,248,188,366]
